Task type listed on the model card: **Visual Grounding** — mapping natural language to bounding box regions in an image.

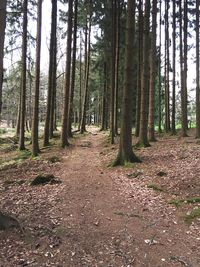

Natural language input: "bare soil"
[0,128,199,267]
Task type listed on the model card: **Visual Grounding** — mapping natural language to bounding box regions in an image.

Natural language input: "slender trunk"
[68,0,78,137]
[135,0,143,137]
[172,0,176,134]
[61,0,73,147]
[0,0,7,119]
[19,0,28,150]
[80,4,92,134]
[101,62,107,131]
[158,0,162,133]
[148,0,157,141]
[138,0,151,147]
[78,32,82,131]
[32,0,42,156]
[196,0,200,137]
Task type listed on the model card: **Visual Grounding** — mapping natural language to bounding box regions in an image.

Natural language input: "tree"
[148,0,157,141]
[0,0,7,119]
[61,0,73,147]
[113,0,141,166]
[44,0,57,146]
[32,0,42,157]
[196,0,200,137]
[19,0,28,150]
[138,0,151,147]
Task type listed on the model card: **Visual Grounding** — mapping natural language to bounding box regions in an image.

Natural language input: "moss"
[147,183,164,192]
[15,150,32,161]
[169,197,200,207]
[47,156,61,163]
[184,207,200,223]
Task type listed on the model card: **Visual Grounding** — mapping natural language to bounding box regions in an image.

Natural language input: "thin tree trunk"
[68,0,78,137]
[78,32,82,131]
[114,0,141,166]
[19,0,28,150]
[61,0,73,147]
[148,0,157,141]
[138,0,151,147]
[32,0,42,156]
[80,3,92,134]
[196,0,200,137]
[0,0,7,119]
[158,0,162,133]
[172,0,176,134]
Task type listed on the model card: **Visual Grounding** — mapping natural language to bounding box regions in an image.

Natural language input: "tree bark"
[61,0,73,147]
[114,0,141,166]
[0,0,7,119]
[19,0,28,150]
[32,0,42,156]
[196,0,200,137]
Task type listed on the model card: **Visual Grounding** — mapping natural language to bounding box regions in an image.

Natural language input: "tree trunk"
[61,0,73,147]
[0,0,7,119]
[32,0,42,157]
[44,0,57,146]
[158,0,162,133]
[19,0,28,150]
[171,0,176,135]
[135,0,143,137]
[68,0,78,137]
[114,0,141,166]
[138,0,151,147]
[80,2,92,134]
[148,0,157,142]
[196,0,200,137]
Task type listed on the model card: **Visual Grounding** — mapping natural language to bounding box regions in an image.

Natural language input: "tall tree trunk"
[158,0,162,133]
[68,0,78,137]
[114,0,140,166]
[78,31,82,131]
[49,0,57,138]
[101,61,107,131]
[181,0,188,136]
[32,0,42,156]
[80,2,92,134]
[135,0,143,137]
[110,0,117,144]
[44,0,57,146]
[171,0,176,135]
[196,0,200,137]
[19,0,28,150]
[164,0,170,133]
[148,0,157,141]
[138,0,151,147]
[61,0,73,147]
[0,0,7,119]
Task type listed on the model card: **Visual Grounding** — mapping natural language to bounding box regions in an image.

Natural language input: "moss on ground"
[184,207,200,223]
[169,197,200,207]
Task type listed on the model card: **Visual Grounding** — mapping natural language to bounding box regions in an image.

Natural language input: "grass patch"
[15,150,32,161]
[47,156,61,163]
[169,197,200,207]
[147,183,164,192]
[184,207,200,223]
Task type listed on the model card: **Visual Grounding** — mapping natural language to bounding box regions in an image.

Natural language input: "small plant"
[184,207,200,223]
[169,197,200,207]
[147,183,164,192]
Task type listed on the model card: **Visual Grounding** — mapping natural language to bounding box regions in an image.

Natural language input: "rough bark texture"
[114,0,140,166]
[80,3,91,134]
[19,0,28,151]
[61,0,73,147]
[158,0,162,133]
[68,0,78,137]
[44,0,57,146]
[172,0,176,135]
[138,0,151,147]
[32,0,42,157]
[0,0,7,119]
[196,0,200,137]
[148,0,157,142]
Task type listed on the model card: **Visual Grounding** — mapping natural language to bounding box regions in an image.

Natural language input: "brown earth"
[0,128,199,267]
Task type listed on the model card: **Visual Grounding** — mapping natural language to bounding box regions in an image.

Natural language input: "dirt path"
[0,129,199,266]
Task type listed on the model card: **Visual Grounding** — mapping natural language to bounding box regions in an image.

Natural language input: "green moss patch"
[147,183,164,192]
[169,197,200,207]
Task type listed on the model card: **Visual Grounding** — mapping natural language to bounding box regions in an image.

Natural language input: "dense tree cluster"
[0,0,200,163]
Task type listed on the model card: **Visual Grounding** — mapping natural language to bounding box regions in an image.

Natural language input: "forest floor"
[0,127,200,267]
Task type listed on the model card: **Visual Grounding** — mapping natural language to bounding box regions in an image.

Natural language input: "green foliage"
[147,183,164,192]
[169,197,200,207]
